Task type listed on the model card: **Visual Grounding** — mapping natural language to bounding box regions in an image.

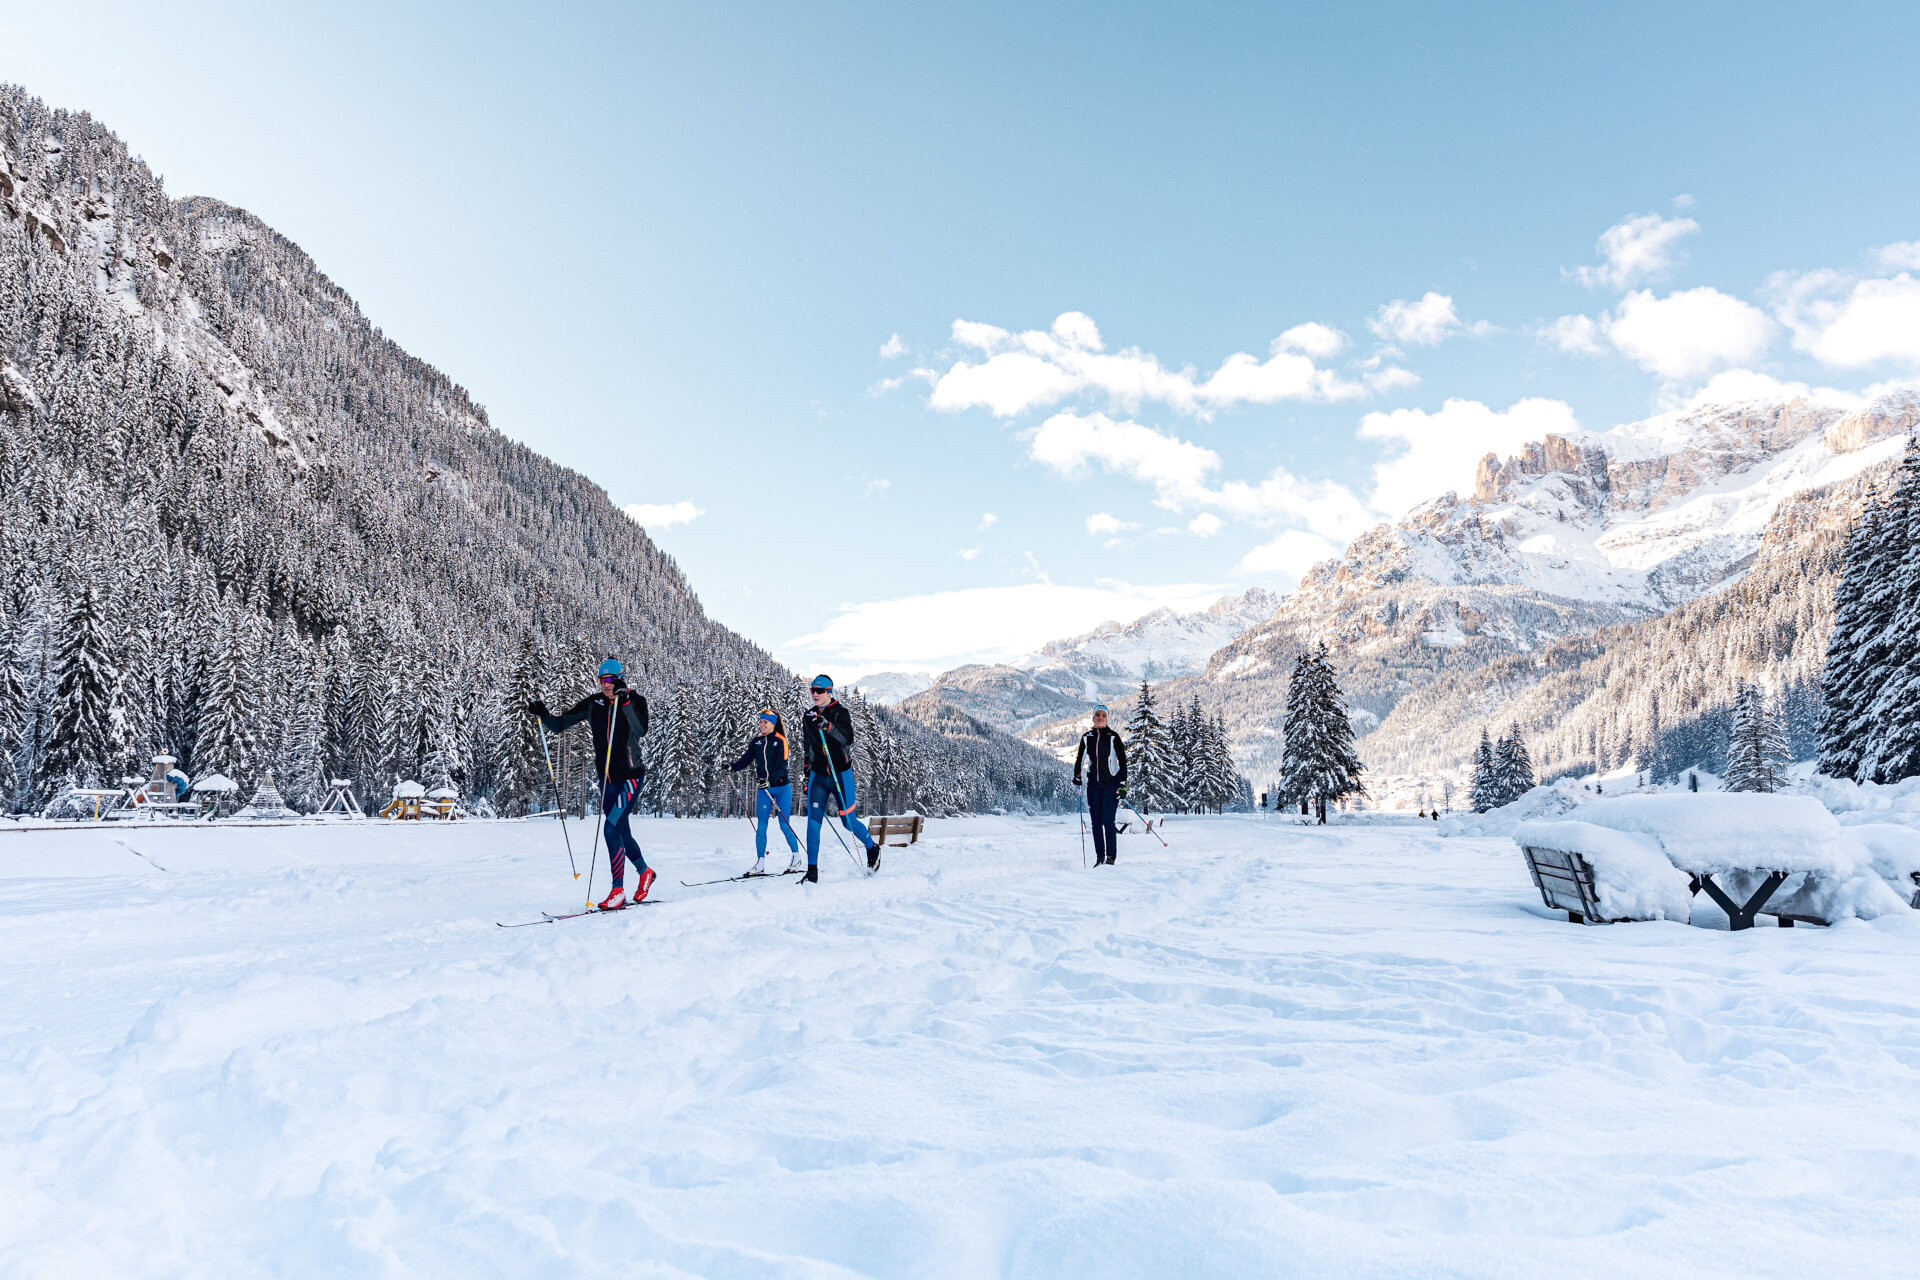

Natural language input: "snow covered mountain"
[903,588,1279,735]
[1157,388,1920,785]
[846,670,935,706]
[1018,588,1280,697]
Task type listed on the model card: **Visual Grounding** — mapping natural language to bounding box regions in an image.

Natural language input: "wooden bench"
[868,814,924,848]
[1519,845,1627,925]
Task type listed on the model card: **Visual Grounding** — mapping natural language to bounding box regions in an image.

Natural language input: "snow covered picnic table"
[1515,794,1910,929]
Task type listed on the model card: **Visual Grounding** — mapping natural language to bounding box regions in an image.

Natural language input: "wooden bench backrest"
[870,814,924,846]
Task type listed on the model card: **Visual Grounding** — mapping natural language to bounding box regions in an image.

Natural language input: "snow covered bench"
[1515,821,1692,925]
[868,814,923,848]
[1516,795,1910,930]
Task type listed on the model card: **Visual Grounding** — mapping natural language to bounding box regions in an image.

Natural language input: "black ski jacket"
[539,682,649,783]
[801,700,855,777]
[726,731,792,788]
[1073,726,1128,787]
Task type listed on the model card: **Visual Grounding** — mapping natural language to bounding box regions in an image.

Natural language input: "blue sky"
[7,2,1920,677]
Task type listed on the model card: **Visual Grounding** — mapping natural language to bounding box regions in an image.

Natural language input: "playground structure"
[40,753,201,822]
[317,778,363,817]
[380,780,466,820]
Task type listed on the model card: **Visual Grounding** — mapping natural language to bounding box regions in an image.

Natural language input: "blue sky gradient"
[6,2,1918,674]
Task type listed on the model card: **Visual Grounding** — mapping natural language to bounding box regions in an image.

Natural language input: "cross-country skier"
[522,658,654,908]
[799,675,881,882]
[725,709,803,875]
[1072,704,1128,866]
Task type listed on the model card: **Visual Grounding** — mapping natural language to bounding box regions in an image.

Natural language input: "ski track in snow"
[2,816,1917,1278]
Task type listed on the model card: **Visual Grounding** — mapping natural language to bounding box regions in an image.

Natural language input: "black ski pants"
[1087,781,1121,862]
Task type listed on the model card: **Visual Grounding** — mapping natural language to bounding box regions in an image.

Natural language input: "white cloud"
[959,547,980,561]
[1275,322,1347,358]
[1876,242,1920,271]
[1684,370,1862,410]
[1366,365,1422,392]
[978,512,997,530]
[863,476,892,496]
[1672,193,1696,210]
[1368,292,1465,346]
[1542,313,1605,356]
[922,312,1369,419]
[1604,287,1774,381]
[1772,269,1920,369]
[1188,512,1223,538]
[1570,212,1700,290]
[1029,412,1221,504]
[1032,411,1377,542]
[1237,529,1343,577]
[879,333,907,359]
[1085,512,1139,536]
[622,501,703,529]
[1359,397,1581,515]
[785,579,1231,672]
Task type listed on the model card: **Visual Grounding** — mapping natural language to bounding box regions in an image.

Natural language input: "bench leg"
[1567,910,1584,924]
[1694,871,1788,931]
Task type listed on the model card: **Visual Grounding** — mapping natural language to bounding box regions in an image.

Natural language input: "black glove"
[802,708,822,726]
[1072,774,1083,787]
[521,700,548,718]
[1117,783,1129,799]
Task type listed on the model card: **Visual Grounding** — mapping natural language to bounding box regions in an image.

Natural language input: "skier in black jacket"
[524,658,654,907]
[1072,705,1129,865]
[725,709,802,875]
[799,675,880,881]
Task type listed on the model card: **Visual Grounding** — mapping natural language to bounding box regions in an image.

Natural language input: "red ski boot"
[630,867,657,904]
[596,886,628,911]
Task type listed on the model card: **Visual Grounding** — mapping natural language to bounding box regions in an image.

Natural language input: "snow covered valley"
[3,816,1917,1278]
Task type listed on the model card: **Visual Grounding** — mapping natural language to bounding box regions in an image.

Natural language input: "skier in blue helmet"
[799,674,881,881]
[522,657,654,907]
[725,708,803,875]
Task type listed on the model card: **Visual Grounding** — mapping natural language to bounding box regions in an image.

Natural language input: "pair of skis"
[496,899,664,928]
[680,867,804,887]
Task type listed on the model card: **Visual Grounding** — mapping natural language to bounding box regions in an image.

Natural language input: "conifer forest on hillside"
[0,87,1073,819]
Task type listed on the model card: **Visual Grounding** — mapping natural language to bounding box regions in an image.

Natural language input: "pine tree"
[1125,679,1170,814]
[194,611,259,787]
[1493,722,1533,804]
[1280,643,1367,823]
[1276,651,1316,813]
[1824,444,1916,781]
[36,579,124,793]
[1469,727,1499,812]
[1725,681,1790,792]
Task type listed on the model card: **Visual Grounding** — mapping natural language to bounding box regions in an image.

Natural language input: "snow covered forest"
[0,88,1073,818]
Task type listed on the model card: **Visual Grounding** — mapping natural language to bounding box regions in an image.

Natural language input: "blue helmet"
[810,674,834,691]
[598,657,623,679]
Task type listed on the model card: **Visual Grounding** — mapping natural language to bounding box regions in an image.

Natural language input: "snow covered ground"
[3,814,1917,1278]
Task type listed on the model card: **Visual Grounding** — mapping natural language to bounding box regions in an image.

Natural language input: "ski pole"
[1077,784,1087,868]
[534,723,579,880]
[1123,797,1169,847]
[813,721,863,869]
[585,691,620,908]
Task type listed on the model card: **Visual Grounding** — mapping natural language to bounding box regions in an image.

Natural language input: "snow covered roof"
[391,780,426,798]
[192,774,238,792]
[426,787,459,798]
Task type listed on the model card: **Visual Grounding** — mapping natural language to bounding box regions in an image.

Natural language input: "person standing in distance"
[524,657,654,907]
[1073,704,1128,866]
[800,675,881,881]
